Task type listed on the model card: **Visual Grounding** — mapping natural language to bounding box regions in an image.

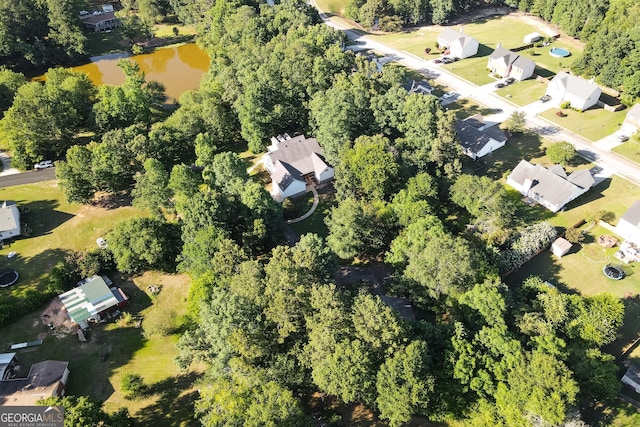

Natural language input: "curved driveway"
[313,7,640,186]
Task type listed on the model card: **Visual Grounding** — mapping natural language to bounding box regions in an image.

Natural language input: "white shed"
[523,32,542,44]
[551,237,573,258]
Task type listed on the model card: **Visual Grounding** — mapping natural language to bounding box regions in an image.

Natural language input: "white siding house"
[437,28,479,59]
[0,201,20,240]
[545,72,601,111]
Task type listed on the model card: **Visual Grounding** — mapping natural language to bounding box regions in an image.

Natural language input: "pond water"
[70,43,209,101]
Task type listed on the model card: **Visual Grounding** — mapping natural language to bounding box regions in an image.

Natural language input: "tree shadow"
[15,199,74,237]
[504,250,571,294]
[481,133,546,181]
[605,296,640,360]
[134,371,203,427]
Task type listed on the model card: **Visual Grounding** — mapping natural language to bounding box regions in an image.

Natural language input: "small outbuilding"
[551,237,573,258]
[523,32,542,44]
[622,364,640,394]
[59,275,128,325]
[0,201,21,240]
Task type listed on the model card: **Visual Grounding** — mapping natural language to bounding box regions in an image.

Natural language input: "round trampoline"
[603,264,625,280]
[0,269,19,288]
[550,47,570,58]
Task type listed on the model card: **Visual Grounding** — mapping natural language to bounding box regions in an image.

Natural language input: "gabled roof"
[551,72,600,99]
[59,276,119,323]
[567,169,595,189]
[512,55,535,70]
[438,28,465,44]
[0,360,68,406]
[623,364,640,385]
[489,46,518,65]
[272,160,303,192]
[627,104,640,121]
[621,200,640,227]
[0,201,19,233]
[82,11,116,25]
[508,160,593,208]
[455,118,507,155]
[266,135,331,192]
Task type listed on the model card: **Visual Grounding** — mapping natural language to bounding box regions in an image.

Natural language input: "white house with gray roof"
[0,201,20,241]
[487,46,535,81]
[624,104,640,130]
[455,114,507,160]
[545,72,601,111]
[615,200,640,245]
[263,135,334,199]
[437,28,478,59]
[507,160,594,212]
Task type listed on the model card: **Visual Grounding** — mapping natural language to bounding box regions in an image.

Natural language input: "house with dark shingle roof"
[0,201,20,240]
[616,200,640,245]
[82,11,121,32]
[506,160,594,212]
[263,135,334,199]
[545,72,601,111]
[455,114,507,160]
[0,359,69,406]
[437,28,479,59]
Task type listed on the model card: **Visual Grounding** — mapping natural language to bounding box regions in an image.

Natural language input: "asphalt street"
[0,168,56,188]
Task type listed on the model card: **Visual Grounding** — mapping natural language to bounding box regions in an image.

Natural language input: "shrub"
[565,227,584,243]
[561,101,571,109]
[546,141,576,165]
[121,373,147,400]
[585,210,616,224]
[131,44,144,55]
[499,222,557,273]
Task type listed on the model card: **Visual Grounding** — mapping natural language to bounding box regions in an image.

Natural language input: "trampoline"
[0,269,19,288]
[603,264,625,280]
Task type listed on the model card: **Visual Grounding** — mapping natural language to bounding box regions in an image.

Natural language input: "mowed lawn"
[0,181,143,301]
[496,78,548,106]
[613,138,640,165]
[539,107,628,142]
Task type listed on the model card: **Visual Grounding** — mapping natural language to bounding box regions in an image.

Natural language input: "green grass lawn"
[438,45,494,85]
[86,28,129,56]
[539,107,627,142]
[315,0,347,14]
[0,182,143,302]
[445,97,499,120]
[613,138,640,165]
[497,78,548,106]
[289,187,336,239]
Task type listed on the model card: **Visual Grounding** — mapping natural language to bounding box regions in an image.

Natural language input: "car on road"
[539,95,551,103]
[495,82,506,89]
[441,92,456,99]
[34,160,53,170]
[505,77,516,84]
[617,135,629,142]
[433,59,442,64]
[442,57,453,64]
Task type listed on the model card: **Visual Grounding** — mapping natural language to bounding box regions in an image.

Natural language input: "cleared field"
[496,78,548,106]
[539,107,628,142]
[613,139,640,165]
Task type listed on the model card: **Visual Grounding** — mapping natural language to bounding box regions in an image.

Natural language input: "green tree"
[38,395,132,427]
[56,145,95,203]
[546,141,576,165]
[450,174,515,231]
[564,226,584,243]
[376,341,435,427]
[0,67,26,115]
[351,293,405,359]
[502,110,527,133]
[121,373,147,400]
[108,217,180,274]
[132,158,171,217]
[337,134,399,201]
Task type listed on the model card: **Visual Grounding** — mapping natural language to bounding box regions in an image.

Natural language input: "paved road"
[314,7,640,186]
[0,168,56,188]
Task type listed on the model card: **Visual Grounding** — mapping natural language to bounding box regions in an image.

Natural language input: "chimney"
[496,43,502,50]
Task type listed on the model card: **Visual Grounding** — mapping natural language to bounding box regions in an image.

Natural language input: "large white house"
[437,28,479,59]
[0,201,20,240]
[615,200,640,245]
[507,160,594,212]
[545,72,601,111]
[487,46,535,81]
[455,114,507,160]
[263,135,334,199]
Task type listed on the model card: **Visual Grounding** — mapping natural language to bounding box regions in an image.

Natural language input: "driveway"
[313,7,640,186]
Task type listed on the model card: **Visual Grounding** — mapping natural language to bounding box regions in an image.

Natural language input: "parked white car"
[96,238,108,249]
[34,160,53,170]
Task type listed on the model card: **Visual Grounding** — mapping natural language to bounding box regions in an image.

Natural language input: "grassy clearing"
[613,139,640,165]
[444,96,499,120]
[496,78,548,106]
[289,187,336,239]
[539,107,627,142]
[0,182,142,301]
[315,0,347,14]
[86,28,129,56]
[438,46,494,86]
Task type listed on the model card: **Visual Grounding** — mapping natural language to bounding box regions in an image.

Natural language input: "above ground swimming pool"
[549,47,570,58]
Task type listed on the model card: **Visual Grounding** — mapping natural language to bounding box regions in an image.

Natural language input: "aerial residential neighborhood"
[1,0,640,426]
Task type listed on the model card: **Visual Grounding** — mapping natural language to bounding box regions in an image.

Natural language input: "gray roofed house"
[624,104,640,129]
[437,28,478,59]
[455,114,507,160]
[0,201,20,240]
[615,200,640,245]
[546,72,601,111]
[622,364,640,394]
[0,353,17,380]
[263,135,334,199]
[506,160,594,212]
[0,360,69,406]
[82,11,121,32]
[487,46,535,80]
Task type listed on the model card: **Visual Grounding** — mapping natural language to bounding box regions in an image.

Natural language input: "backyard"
[539,107,628,142]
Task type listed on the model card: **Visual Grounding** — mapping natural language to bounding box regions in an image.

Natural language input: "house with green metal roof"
[59,275,128,326]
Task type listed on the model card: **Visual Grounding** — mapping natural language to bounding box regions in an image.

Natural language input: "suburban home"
[545,72,601,111]
[263,134,334,199]
[615,200,640,245]
[437,28,479,59]
[0,201,20,241]
[624,104,640,130]
[0,358,69,406]
[82,11,121,32]
[0,353,17,380]
[59,275,128,328]
[622,364,640,394]
[407,80,433,95]
[506,160,595,212]
[455,114,507,160]
[551,237,573,258]
[487,46,535,81]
